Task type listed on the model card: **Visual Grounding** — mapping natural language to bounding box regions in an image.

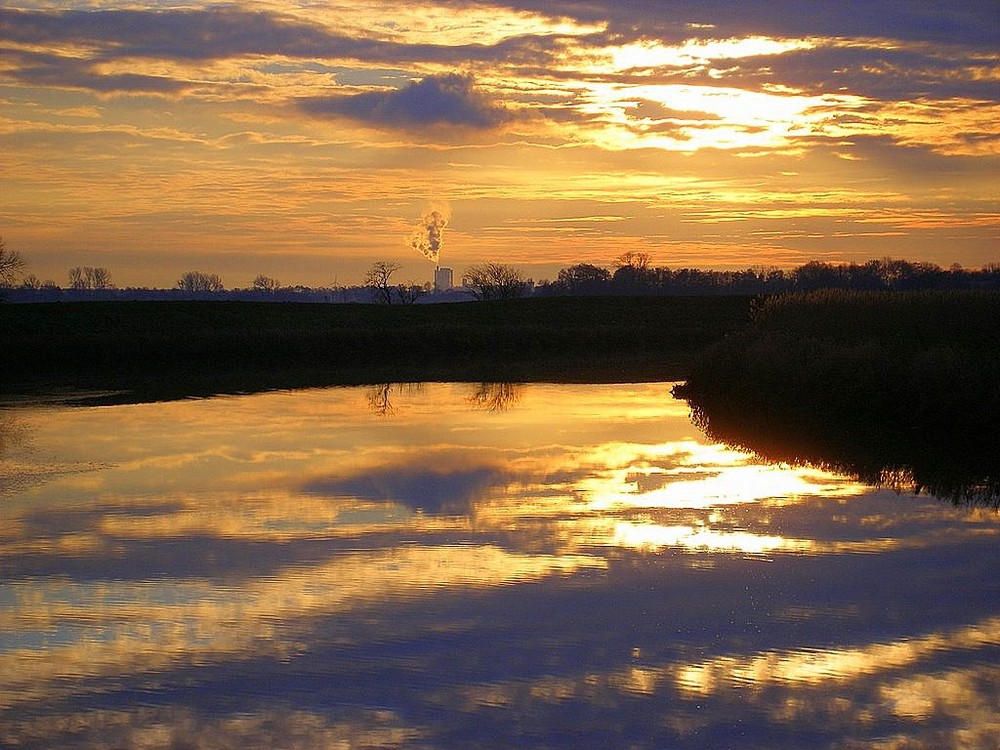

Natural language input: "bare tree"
[396,282,424,305]
[68,266,86,290]
[463,262,528,301]
[252,274,280,292]
[68,266,114,290]
[20,274,41,290]
[90,267,113,290]
[0,239,24,302]
[0,238,26,288]
[365,261,402,304]
[177,271,224,292]
[613,251,651,271]
[0,240,25,288]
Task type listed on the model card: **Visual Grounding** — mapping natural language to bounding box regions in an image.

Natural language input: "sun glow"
[608,36,816,71]
[612,521,812,554]
[583,459,862,511]
[572,80,869,151]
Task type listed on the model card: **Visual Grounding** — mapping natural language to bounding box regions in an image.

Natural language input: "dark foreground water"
[1,383,997,749]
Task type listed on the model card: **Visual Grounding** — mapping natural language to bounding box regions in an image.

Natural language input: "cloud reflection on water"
[0,382,997,748]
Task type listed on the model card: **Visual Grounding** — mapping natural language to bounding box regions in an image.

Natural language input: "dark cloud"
[300,73,513,129]
[0,7,338,60]
[0,6,565,67]
[720,45,1000,101]
[480,0,999,47]
[4,49,189,94]
[0,7,343,94]
[820,133,1000,174]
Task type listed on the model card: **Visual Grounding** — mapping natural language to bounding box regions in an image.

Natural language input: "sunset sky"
[2,1,997,288]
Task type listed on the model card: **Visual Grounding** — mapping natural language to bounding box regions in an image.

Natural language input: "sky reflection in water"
[0,383,998,749]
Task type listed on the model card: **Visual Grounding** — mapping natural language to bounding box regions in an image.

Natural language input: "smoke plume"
[410,206,449,264]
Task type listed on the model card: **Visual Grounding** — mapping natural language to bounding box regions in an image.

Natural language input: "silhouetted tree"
[177,271,224,292]
[613,251,651,271]
[396,282,424,305]
[794,261,845,291]
[556,263,611,294]
[20,274,41,290]
[612,251,655,292]
[365,261,402,304]
[90,267,113,290]
[252,274,280,292]
[0,238,26,288]
[68,266,85,290]
[463,262,528,300]
[68,266,114,290]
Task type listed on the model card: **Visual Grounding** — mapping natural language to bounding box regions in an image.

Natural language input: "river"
[1,382,997,749]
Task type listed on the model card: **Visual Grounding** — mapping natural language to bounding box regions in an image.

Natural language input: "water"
[1,382,997,749]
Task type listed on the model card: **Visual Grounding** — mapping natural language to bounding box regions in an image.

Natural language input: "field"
[1,296,753,400]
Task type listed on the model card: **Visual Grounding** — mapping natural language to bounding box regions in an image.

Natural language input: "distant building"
[434,266,453,291]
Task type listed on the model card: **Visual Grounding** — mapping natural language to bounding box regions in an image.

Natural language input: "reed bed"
[677,290,1000,503]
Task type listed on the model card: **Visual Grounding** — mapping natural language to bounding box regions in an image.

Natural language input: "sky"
[1,1,998,288]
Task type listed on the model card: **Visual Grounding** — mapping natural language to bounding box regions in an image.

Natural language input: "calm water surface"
[1,383,997,749]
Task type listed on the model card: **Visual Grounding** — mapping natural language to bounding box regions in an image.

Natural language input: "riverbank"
[676,290,1000,503]
[1,296,753,401]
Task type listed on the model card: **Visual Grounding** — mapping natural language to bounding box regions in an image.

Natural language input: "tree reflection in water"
[364,382,430,416]
[366,382,523,416]
[677,385,1000,507]
[467,382,523,412]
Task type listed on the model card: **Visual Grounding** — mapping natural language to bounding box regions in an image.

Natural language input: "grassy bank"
[1,296,752,399]
[677,290,1000,503]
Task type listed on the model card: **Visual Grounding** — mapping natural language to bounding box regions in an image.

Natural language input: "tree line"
[351,255,1000,303]
[3,236,998,302]
[534,252,1000,296]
